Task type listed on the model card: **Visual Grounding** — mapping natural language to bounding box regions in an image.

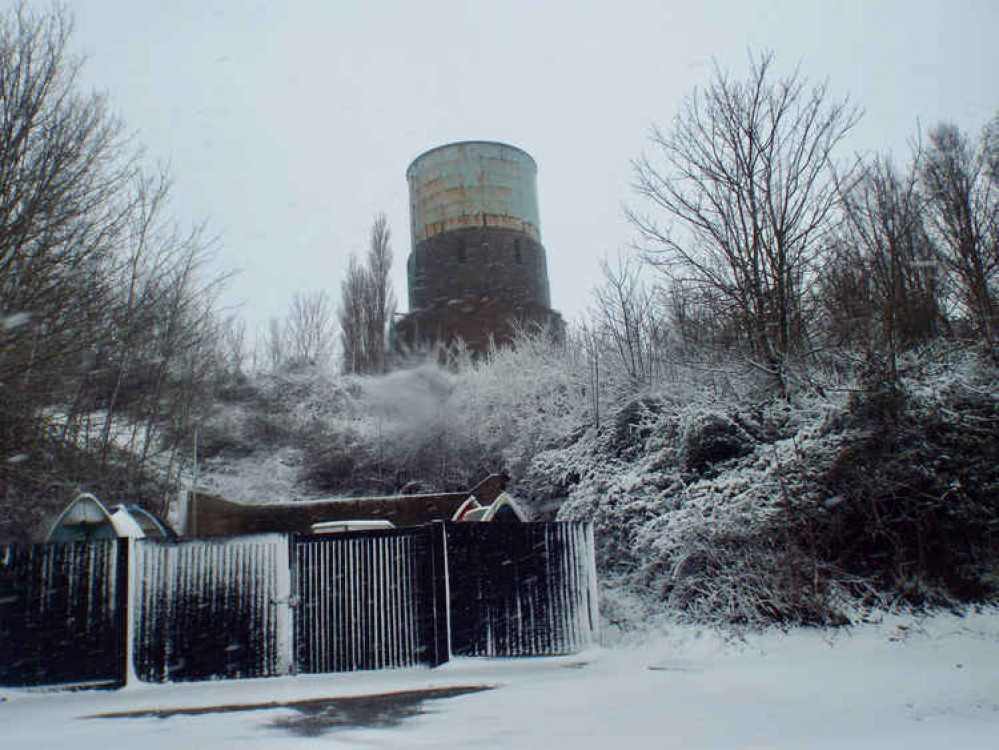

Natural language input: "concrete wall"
[186,475,506,537]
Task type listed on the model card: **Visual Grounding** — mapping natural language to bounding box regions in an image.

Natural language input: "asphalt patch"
[87,685,494,737]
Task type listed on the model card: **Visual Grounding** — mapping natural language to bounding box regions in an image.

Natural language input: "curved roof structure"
[47,494,174,543]
[454,492,528,523]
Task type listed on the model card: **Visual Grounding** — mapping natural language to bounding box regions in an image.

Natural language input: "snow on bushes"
[189,334,998,629]
[557,349,999,628]
[195,331,592,498]
[678,411,753,473]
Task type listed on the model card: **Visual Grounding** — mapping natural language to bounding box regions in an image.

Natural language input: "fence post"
[286,534,300,676]
[117,538,131,687]
[585,523,600,643]
[429,521,451,666]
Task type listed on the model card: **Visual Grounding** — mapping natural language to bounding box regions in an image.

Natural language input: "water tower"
[395,141,562,354]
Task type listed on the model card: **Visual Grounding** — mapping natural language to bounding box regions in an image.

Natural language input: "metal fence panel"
[445,522,598,657]
[2,521,596,688]
[0,540,126,687]
[131,534,291,683]
[292,524,448,673]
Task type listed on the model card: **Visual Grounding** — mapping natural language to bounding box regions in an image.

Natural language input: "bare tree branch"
[629,51,860,389]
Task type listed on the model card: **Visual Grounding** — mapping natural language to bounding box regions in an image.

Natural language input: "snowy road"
[3,611,998,749]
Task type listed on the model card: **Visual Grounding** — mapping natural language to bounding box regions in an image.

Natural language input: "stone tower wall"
[408,226,550,310]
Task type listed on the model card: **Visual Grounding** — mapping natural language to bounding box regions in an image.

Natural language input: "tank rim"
[407,140,537,176]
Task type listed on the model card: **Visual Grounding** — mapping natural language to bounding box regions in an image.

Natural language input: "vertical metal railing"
[1,522,597,687]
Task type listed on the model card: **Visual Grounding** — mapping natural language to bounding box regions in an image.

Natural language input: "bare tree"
[0,4,237,535]
[590,252,668,388]
[629,51,860,389]
[985,114,999,186]
[215,314,247,378]
[264,316,287,371]
[920,122,998,359]
[0,3,131,419]
[666,278,741,356]
[838,155,938,383]
[98,169,172,465]
[816,238,876,350]
[285,289,336,367]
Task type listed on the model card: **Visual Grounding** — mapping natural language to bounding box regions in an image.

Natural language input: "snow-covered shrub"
[195,406,256,459]
[456,328,590,474]
[607,395,678,458]
[679,411,753,474]
[635,433,850,626]
[300,424,370,492]
[560,403,858,628]
[815,360,999,604]
[558,347,999,628]
[295,327,595,497]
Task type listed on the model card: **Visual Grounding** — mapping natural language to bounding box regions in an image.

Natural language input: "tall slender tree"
[338,213,395,374]
[364,212,395,374]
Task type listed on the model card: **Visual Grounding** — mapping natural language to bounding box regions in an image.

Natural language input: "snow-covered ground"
[3,609,998,749]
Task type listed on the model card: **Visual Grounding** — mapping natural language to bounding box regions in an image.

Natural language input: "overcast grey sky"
[68,0,997,336]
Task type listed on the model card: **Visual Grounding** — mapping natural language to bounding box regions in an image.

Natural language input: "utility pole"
[187,425,199,535]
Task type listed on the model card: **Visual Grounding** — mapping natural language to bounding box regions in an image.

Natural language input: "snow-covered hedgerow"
[558,349,999,628]
[188,337,998,630]
[556,397,850,627]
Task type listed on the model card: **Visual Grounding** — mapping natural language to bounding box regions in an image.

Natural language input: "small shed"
[47,494,175,543]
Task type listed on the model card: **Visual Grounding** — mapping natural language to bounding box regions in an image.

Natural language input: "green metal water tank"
[407,141,541,247]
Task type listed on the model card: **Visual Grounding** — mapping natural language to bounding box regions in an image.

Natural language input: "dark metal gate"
[0,540,127,687]
[292,525,449,673]
[130,534,292,683]
[445,522,598,657]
